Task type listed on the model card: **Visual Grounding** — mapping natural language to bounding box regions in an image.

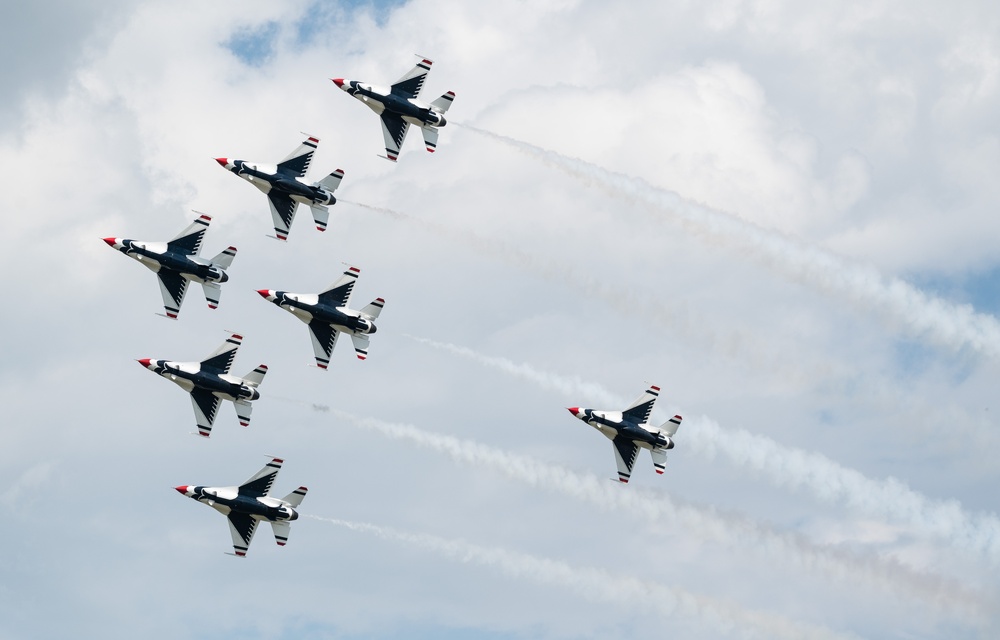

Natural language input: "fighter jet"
[256,265,384,367]
[175,457,307,557]
[332,57,455,161]
[215,135,345,241]
[137,333,267,437]
[567,385,683,483]
[103,213,236,319]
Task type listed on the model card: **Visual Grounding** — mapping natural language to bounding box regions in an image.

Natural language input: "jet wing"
[166,214,210,256]
[199,333,243,375]
[611,436,640,483]
[267,193,299,241]
[227,512,259,557]
[190,388,222,437]
[308,320,340,369]
[276,136,318,178]
[238,457,283,498]
[390,58,432,99]
[317,266,360,307]
[379,113,410,162]
[156,270,189,319]
[622,385,660,425]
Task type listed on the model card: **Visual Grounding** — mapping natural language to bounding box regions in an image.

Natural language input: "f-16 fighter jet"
[175,457,307,557]
[256,265,384,367]
[567,385,682,483]
[103,214,236,319]
[215,135,345,241]
[332,57,455,161]
[137,333,267,437]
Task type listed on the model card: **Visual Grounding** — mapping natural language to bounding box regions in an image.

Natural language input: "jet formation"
[137,333,267,437]
[216,135,345,241]
[257,265,384,366]
[103,214,236,319]
[332,58,455,161]
[175,457,307,557]
[568,385,683,483]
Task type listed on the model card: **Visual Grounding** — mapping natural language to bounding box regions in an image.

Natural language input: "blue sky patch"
[225,21,281,67]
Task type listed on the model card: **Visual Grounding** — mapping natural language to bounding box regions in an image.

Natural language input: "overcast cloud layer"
[2,1,999,639]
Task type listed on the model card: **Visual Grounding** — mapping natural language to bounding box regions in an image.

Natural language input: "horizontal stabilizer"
[317,169,344,192]
[242,364,268,388]
[429,91,455,114]
[209,246,237,269]
[271,521,291,547]
[350,333,371,360]
[650,448,668,475]
[660,415,682,437]
[360,298,385,320]
[281,486,308,508]
[234,399,253,427]
[311,205,330,232]
[421,126,439,153]
[202,282,221,309]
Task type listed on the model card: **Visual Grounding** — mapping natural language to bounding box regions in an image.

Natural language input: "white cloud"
[2,0,1000,638]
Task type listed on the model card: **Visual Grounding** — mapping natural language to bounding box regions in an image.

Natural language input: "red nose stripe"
[567,407,579,415]
[215,157,228,167]
[137,358,152,368]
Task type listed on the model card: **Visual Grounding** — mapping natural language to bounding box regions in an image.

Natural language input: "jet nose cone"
[567,407,580,416]
[256,289,270,299]
[174,485,188,495]
[102,237,117,247]
[331,78,345,88]
[137,358,152,368]
[215,157,228,167]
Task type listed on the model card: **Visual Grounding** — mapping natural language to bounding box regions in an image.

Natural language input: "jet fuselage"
[140,359,260,401]
[109,239,229,284]
[573,409,674,451]
[270,291,377,336]
[222,161,336,206]
[339,81,447,128]
[176,485,298,522]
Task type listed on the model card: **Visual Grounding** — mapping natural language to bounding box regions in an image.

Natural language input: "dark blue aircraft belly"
[618,422,658,446]
[272,175,318,200]
[230,495,279,519]
[380,93,435,125]
[305,304,355,329]
[186,371,240,396]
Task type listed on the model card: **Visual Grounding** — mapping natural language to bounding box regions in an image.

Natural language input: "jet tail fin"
[281,486,308,508]
[317,169,345,192]
[660,415,683,437]
[421,126,439,153]
[310,205,330,232]
[201,282,221,310]
[429,91,455,114]
[209,246,237,270]
[242,364,268,388]
[360,298,385,320]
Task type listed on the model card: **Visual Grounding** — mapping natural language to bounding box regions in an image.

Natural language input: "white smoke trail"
[456,123,1000,361]
[304,406,990,618]
[407,335,1000,564]
[307,515,861,640]
[341,198,832,386]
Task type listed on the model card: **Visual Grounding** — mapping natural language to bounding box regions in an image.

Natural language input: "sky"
[2,0,999,638]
